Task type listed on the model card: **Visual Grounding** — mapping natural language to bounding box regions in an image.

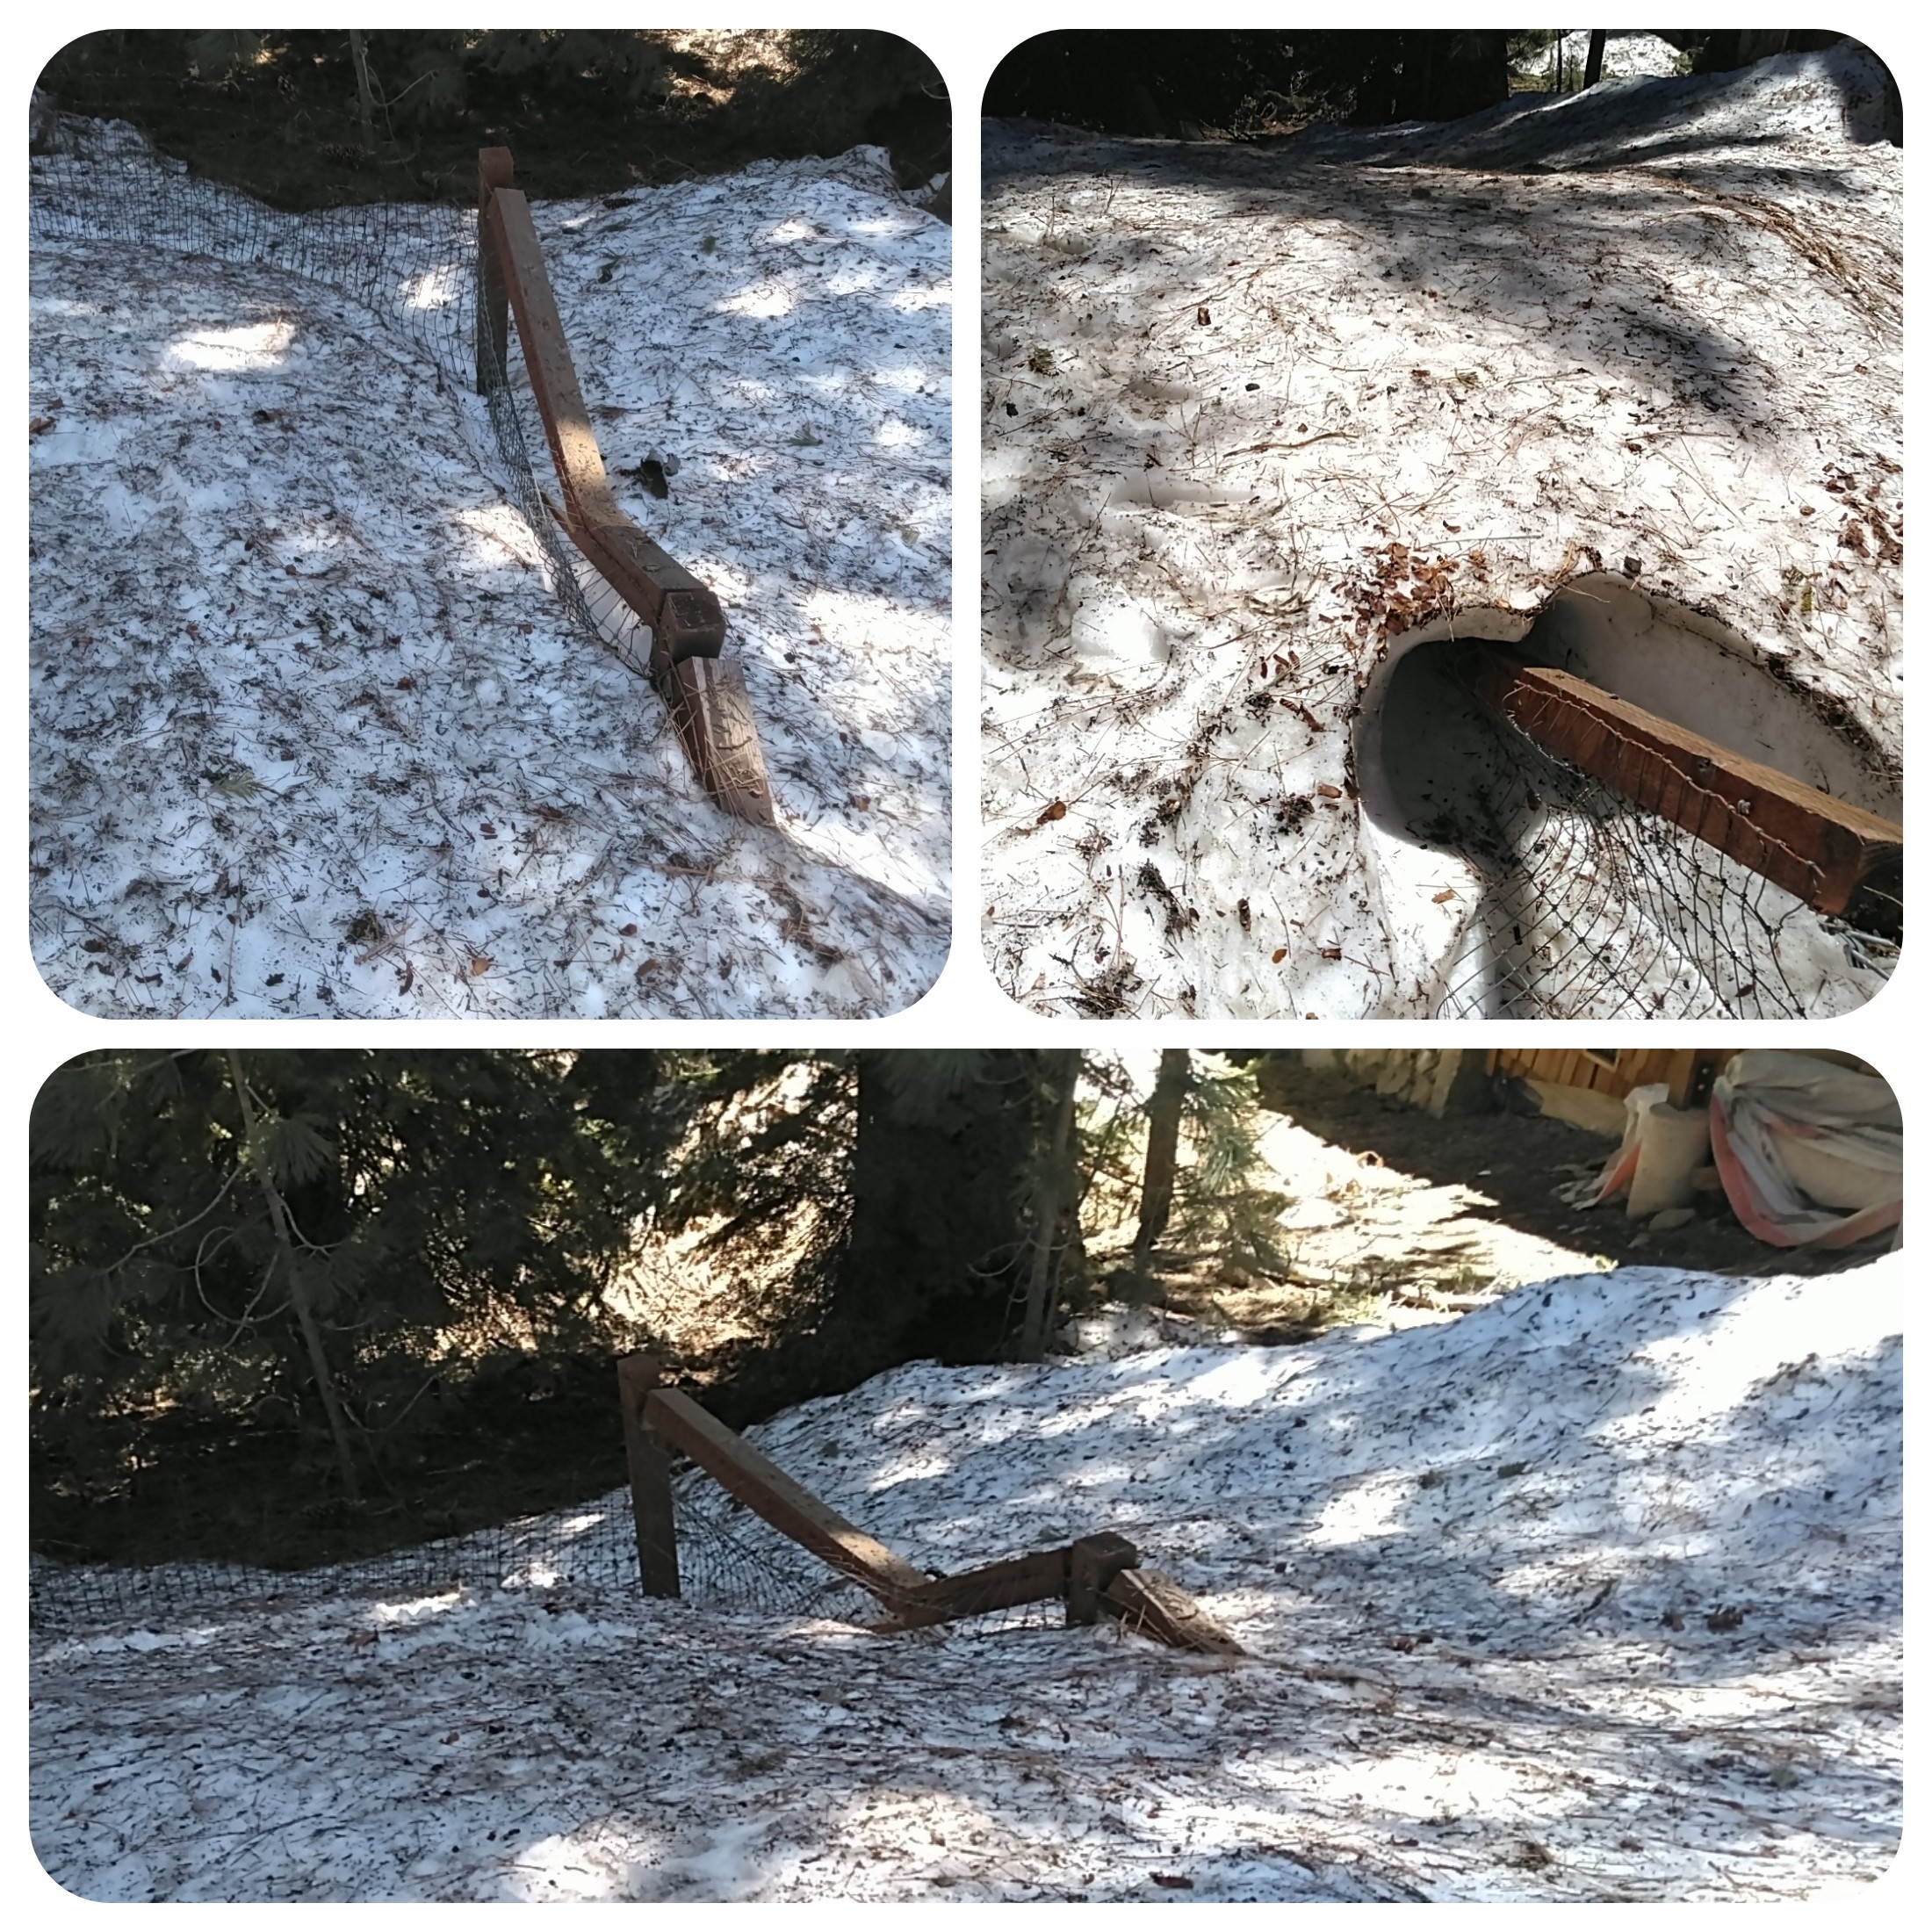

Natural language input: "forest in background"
[35,29,950,208]
[37,1048,1886,1577]
[29,1050,1284,1572]
[984,29,1862,141]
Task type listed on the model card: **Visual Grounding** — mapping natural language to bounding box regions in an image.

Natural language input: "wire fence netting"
[1426,654,1900,1020]
[30,1457,1067,1642]
[30,110,632,681]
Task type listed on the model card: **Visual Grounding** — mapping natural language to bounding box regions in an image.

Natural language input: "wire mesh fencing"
[666,1471,1069,1640]
[29,1496,633,1636]
[1428,655,1899,1020]
[28,1453,1070,1642]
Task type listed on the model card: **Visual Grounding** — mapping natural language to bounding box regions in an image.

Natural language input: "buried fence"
[29,117,771,823]
[616,1355,1243,1653]
[31,1359,1241,1656]
[26,1495,647,1638]
[1359,591,1901,1021]
[1438,644,1901,1023]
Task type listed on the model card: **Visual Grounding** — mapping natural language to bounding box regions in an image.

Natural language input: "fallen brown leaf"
[1036,798,1067,825]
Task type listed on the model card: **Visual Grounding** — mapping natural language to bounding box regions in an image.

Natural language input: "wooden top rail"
[889,1546,1072,1629]
[1468,647,1902,938]
[484,185,725,668]
[475,148,774,825]
[644,1386,932,1599]
[1101,1567,1245,1655]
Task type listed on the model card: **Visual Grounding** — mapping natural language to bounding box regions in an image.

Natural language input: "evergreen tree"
[30,1049,682,1500]
[653,1049,1079,1403]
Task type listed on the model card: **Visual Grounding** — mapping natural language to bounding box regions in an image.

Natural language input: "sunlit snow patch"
[167,317,295,369]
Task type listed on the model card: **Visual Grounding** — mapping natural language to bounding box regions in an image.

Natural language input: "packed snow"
[982,45,1900,1017]
[30,125,951,1017]
[31,1253,1901,1902]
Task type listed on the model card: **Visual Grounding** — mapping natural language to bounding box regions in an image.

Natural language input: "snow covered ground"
[30,124,951,1018]
[1596,33,1692,83]
[983,45,1901,1018]
[31,1252,1901,1902]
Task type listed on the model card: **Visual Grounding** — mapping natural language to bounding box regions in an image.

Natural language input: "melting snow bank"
[30,127,950,1017]
[983,43,1900,1019]
[31,1256,1900,1901]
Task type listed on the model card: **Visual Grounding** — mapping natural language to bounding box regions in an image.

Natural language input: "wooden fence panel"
[624,1373,1240,1652]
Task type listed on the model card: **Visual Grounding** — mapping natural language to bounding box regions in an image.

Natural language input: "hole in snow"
[1353,575,1900,1019]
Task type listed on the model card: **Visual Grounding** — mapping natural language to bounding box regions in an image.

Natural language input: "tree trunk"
[830,1051,1049,1378]
[1583,30,1608,90]
[226,1051,361,1501]
[1132,1049,1191,1274]
[1019,1050,1083,1361]
[1395,31,1511,122]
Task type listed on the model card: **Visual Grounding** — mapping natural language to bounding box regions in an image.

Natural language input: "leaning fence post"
[616,1352,680,1598]
[1067,1531,1138,1626]
[476,146,515,395]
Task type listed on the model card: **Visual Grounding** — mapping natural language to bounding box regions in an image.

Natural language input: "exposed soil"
[1246,1056,1886,1282]
[37,29,950,212]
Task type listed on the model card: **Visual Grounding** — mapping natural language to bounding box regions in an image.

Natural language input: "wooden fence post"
[1067,1532,1138,1626]
[616,1353,680,1598]
[476,146,515,396]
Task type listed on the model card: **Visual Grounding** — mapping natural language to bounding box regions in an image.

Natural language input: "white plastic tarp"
[1708,1051,1902,1247]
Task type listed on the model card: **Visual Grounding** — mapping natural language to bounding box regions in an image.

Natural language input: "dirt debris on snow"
[31,1252,1900,1902]
[31,124,950,1018]
[982,45,1900,1020]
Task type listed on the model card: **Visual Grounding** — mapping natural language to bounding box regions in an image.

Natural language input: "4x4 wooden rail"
[477,148,774,825]
[1467,644,1902,940]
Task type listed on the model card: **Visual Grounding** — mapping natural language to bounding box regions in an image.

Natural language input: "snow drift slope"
[983,45,1900,1019]
[31,1255,1900,1902]
[31,133,950,1018]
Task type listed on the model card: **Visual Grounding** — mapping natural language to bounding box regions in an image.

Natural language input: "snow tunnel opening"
[1352,574,1901,1019]
[1358,574,1900,845]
